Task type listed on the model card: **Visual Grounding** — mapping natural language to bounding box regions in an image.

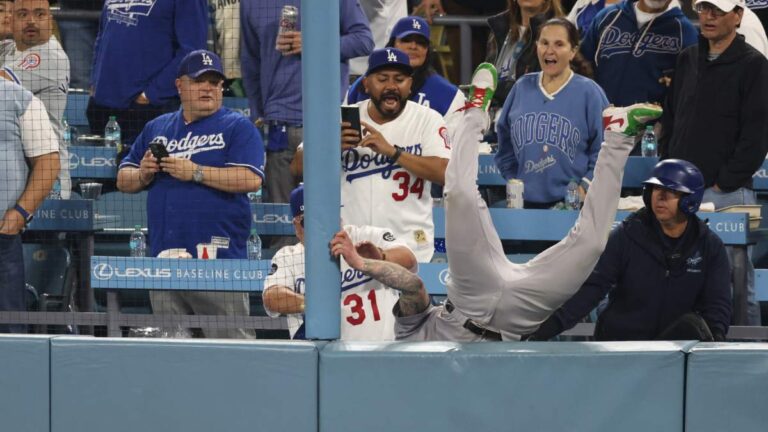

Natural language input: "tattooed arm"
[330,230,430,316]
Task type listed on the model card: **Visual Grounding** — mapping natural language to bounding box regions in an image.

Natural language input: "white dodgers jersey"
[263,225,413,340]
[341,101,450,263]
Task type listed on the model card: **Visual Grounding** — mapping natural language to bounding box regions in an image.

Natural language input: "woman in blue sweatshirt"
[496,18,608,207]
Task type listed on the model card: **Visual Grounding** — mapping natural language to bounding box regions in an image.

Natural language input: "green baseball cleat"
[602,103,663,137]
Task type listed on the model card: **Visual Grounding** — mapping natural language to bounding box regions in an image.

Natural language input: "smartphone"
[149,141,170,162]
[341,105,362,143]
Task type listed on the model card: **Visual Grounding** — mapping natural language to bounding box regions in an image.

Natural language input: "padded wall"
[320,341,694,432]
[50,338,319,432]
[0,335,52,432]
[686,343,768,432]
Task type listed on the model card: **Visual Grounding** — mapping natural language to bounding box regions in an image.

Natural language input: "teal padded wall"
[0,335,52,432]
[320,341,694,432]
[686,343,768,432]
[50,338,319,432]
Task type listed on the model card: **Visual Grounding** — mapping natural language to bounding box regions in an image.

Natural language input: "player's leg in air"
[444,63,663,339]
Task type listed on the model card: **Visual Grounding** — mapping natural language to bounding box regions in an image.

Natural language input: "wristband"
[13,204,32,225]
[391,146,404,163]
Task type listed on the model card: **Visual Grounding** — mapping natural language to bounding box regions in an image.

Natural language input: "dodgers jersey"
[495,72,608,204]
[120,107,265,258]
[341,100,450,262]
[263,225,410,340]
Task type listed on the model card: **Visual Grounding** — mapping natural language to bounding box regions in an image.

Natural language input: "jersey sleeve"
[224,114,266,179]
[20,96,58,158]
[419,110,451,159]
[263,246,303,317]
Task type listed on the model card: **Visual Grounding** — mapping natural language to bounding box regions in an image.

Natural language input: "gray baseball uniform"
[3,37,70,198]
[395,108,635,341]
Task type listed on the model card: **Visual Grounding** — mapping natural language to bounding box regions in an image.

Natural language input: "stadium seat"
[22,243,75,313]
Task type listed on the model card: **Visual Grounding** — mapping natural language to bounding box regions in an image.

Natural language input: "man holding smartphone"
[341,48,450,263]
[117,50,265,339]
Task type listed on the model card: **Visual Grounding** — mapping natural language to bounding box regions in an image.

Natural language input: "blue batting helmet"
[642,159,705,215]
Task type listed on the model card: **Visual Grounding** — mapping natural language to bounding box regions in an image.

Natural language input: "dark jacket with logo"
[579,0,697,106]
[532,208,731,340]
[660,34,768,191]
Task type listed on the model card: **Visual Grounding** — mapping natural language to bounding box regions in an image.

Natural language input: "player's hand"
[330,230,365,270]
[412,0,445,23]
[658,76,672,87]
[359,121,396,157]
[341,121,361,150]
[139,150,160,184]
[159,157,197,182]
[276,31,302,56]
[0,207,26,235]
[356,241,383,260]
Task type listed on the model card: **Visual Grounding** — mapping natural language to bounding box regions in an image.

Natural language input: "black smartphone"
[149,141,169,162]
[341,105,362,143]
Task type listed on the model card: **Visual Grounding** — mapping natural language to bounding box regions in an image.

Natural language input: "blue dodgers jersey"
[495,73,608,203]
[346,73,459,116]
[121,107,265,258]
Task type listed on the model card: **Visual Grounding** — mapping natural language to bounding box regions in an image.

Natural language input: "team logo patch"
[382,232,395,242]
[18,53,41,70]
[269,263,278,275]
[414,229,427,244]
[439,126,451,149]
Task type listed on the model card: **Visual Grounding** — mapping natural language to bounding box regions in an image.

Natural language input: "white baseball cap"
[694,0,746,12]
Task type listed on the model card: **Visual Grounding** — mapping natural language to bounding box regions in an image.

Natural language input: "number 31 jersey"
[341,100,451,263]
[263,224,414,341]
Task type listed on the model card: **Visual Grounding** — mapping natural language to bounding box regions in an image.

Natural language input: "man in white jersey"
[341,48,450,263]
[1,0,70,198]
[334,63,664,341]
[262,185,417,340]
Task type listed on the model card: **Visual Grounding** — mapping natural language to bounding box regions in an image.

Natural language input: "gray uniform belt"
[444,300,502,341]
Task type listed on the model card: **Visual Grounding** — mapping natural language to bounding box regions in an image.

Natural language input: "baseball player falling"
[331,62,663,341]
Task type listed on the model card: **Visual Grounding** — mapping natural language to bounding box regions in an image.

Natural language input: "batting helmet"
[642,159,705,215]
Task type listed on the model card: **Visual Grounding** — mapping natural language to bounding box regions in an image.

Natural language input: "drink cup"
[196,243,217,259]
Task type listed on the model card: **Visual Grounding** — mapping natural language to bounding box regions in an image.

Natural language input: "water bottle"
[48,180,61,199]
[247,228,262,260]
[62,117,71,146]
[641,125,657,157]
[247,190,262,204]
[104,115,121,149]
[129,225,146,257]
[565,179,580,210]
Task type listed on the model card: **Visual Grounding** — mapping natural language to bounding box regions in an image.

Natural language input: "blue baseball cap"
[290,185,304,218]
[365,48,413,76]
[392,16,430,41]
[177,49,225,79]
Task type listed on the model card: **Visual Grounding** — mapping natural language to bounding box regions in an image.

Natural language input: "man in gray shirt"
[2,0,70,197]
[0,80,60,333]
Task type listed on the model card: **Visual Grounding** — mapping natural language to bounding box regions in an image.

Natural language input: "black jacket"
[660,35,768,192]
[532,208,731,340]
[486,9,556,105]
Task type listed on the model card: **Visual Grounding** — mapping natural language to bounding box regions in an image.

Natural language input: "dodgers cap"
[177,49,225,79]
[365,48,413,76]
[694,0,746,12]
[392,16,430,41]
[290,184,304,218]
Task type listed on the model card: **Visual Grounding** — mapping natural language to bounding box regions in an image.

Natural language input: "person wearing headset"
[526,159,732,341]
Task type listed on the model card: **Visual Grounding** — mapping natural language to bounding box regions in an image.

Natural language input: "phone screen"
[149,141,169,161]
[341,105,362,143]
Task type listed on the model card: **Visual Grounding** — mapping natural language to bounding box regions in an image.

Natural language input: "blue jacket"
[535,208,731,340]
[241,0,374,125]
[91,0,208,108]
[580,0,697,106]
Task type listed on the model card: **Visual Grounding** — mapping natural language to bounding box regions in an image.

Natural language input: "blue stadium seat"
[22,243,74,313]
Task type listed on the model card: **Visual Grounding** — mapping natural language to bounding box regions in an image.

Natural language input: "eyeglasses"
[695,3,729,17]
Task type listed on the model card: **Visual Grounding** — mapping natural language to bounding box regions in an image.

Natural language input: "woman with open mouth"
[495,17,609,209]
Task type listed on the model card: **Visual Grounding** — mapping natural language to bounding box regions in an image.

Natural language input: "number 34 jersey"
[263,224,414,341]
[341,100,451,263]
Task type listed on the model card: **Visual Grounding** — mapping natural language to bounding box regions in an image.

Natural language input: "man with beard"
[340,48,450,262]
